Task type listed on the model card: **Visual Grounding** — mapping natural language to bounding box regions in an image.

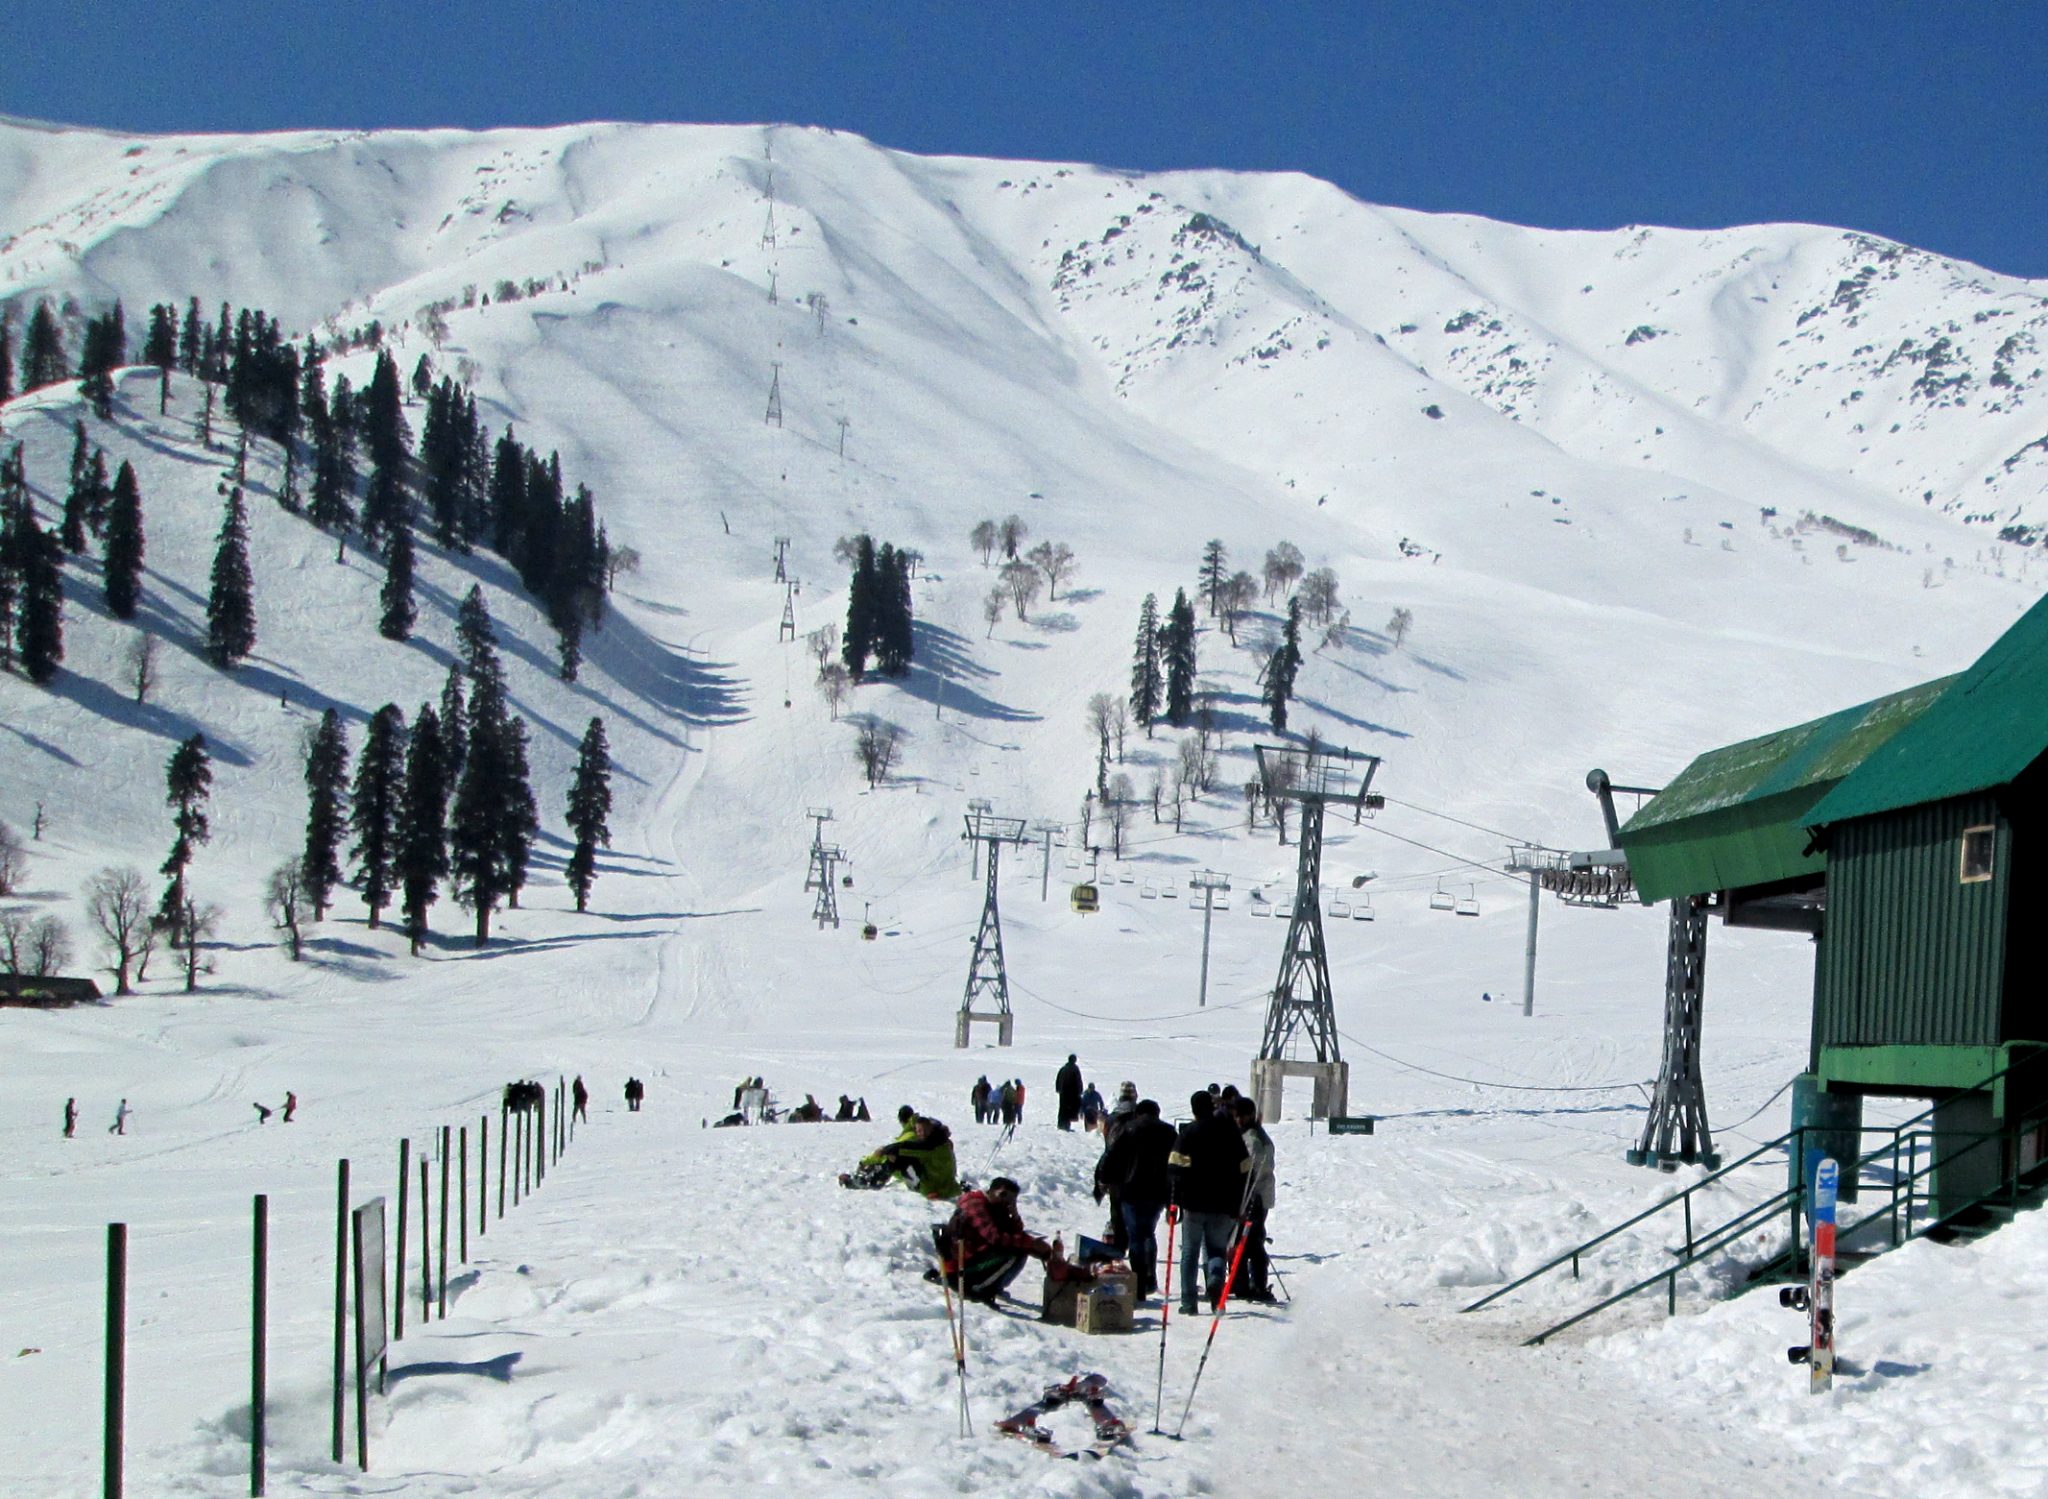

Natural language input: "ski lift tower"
[957,808,1028,1048]
[803,807,846,929]
[1250,742,1381,1123]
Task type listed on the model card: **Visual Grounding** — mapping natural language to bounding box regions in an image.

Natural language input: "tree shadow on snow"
[389,1350,522,1387]
[894,620,1039,723]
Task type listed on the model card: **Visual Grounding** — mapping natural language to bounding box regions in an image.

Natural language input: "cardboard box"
[1042,1266,1136,1327]
[1076,1283,1133,1334]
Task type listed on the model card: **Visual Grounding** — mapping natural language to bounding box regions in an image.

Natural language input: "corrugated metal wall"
[1818,795,2009,1047]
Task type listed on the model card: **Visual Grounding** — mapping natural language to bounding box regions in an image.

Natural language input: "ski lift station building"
[1614,591,2048,1213]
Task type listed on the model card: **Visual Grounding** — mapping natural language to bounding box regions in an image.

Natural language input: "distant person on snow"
[110,1099,131,1136]
[624,1078,644,1111]
[1096,1081,1141,1248]
[835,1094,858,1122]
[572,1076,589,1123]
[971,1075,992,1124]
[788,1094,825,1123]
[854,1097,871,1122]
[1055,1054,1084,1131]
[842,1114,960,1198]
[931,1176,1060,1305]
[63,1098,77,1138]
[996,1079,1017,1126]
[1080,1081,1105,1132]
[283,1091,298,1122]
[1012,1079,1027,1124]
[253,1101,273,1124]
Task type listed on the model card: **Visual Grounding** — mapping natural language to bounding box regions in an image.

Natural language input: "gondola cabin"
[1070,883,1100,914]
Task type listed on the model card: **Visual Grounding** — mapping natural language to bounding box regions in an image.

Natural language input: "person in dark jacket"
[1054,1054,1084,1131]
[1096,1099,1177,1297]
[934,1176,1057,1304]
[572,1076,589,1123]
[1096,1081,1141,1249]
[1167,1090,1250,1315]
[1230,1096,1278,1302]
[970,1075,992,1124]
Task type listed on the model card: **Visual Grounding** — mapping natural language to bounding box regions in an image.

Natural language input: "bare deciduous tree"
[982,587,1004,637]
[808,623,841,678]
[266,860,308,962]
[998,514,1028,560]
[1262,542,1304,602]
[1220,571,1258,643]
[854,719,905,787]
[1386,607,1414,649]
[1319,608,1352,653]
[1085,693,1118,760]
[29,913,71,976]
[818,662,851,720]
[1298,567,1341,626]
[1000,559,1041,620]
[1107,773,1134,858]
[1026,540,1077,601]
[1177,735,1207,806]
[178,898,224,993]
[0,821,23,896]
[603,544,642,591]
[127,631,161,705]
[1107,698,1128,762]
[832,534,864,568]
[970,519,999,566]
[85,866,154,995]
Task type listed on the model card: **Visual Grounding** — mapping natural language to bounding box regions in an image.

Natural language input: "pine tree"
[456,585,504,691]
[361,351,410,540]
[872,543,915,676]
[1163,588,1198,727]
[21,300,66,391]
[564,717,612,913]
[0,445,25,672]
[157,734,212,940]
[1130,592,1162,735]
[349,704,407,929]
[17,514,64,684]
[0,310,14,403]
[1264,597,1304,732]
[841,534,877,682]
[439,662,468,785]
[308,387,356,534]
[78,302,125,420]
[143,304,179,372]
[397,704,450,955]
[62,422,93,553]
[179,297,205,375]
[448,668,531,946]
[301,709,350,921]
[503,716,539,908]
[205,485,256,669]
[102,461,145,619]
[1200,539,1229,617]
[378,522,416,641]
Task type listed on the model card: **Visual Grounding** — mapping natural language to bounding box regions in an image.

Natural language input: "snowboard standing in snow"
[1783,1155,1837,1392]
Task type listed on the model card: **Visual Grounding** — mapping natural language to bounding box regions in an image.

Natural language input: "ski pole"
[1174,1222,1253,1439]
[1153,1205,1178,1435]
[931,1227,972,1435]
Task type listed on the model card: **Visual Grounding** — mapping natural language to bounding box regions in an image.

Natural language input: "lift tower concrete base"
[1250,742,1380,1123]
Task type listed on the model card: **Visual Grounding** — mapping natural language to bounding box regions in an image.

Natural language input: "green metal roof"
[1807,592,2048,826]
[1618,677,1955,903]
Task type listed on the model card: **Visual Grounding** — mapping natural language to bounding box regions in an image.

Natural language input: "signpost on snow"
[1783,1156,1837,1392]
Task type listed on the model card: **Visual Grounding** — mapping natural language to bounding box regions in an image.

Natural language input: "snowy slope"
[3,116,2047,1497]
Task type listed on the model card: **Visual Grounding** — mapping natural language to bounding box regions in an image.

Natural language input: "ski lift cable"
[1376,794,1540,847]
[1009,975,1261,1024]
[1336,1028,1653,1096]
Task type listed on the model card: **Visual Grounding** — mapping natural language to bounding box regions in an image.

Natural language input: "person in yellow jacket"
[841,1113,960,1198]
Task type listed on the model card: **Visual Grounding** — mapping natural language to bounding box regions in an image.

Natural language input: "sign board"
[352,1199,388,1374]
[1326,1116,1377,1135]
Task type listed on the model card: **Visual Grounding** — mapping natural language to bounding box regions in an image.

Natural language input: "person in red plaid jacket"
[933,1177,1058,1304]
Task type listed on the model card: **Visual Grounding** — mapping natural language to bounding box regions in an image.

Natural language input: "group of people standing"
[1092,1080,1277,1312]
[968,1075,1027,1126]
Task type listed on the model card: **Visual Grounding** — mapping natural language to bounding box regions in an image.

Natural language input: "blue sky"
[5,1,2043,277]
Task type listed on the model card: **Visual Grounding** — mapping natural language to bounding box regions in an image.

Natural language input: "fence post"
[459,1126,469,1264]
[537,1095,547,1185]
[252,1193,268,1496]
[393,1141,409,1341]
[480,1114,490,1237]
[418,1158,432,1321]
[105,1222,127,1499]
[438,1126,451,1317]
[331,1159,348,1464]
[511,1108,522,1209]
[498,1105,509,1218]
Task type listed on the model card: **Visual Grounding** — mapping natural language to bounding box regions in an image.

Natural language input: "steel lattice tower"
[957,810,1027,1047]
[1628,894,1719,1168]
[1251,743,1380,1122]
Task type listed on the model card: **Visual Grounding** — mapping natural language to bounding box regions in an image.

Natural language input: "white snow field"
[4,116,2048,1496]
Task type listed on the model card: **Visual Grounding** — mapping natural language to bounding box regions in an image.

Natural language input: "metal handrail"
[1466,1045,2048,1339]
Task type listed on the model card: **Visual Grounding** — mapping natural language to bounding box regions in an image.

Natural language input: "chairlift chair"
[1071,883,1101,914]
[1353,895,1375,921]
[1160,885,1179,899]
[1331,897,1352,919]
[1140,882,1159,900]
[1455,885,1481,917]
[1429,880,1456,913]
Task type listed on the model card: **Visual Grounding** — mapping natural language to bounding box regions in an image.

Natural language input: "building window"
[1960,825,1996,884]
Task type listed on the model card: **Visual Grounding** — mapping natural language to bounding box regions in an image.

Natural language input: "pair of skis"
[995,1373,1131,1460]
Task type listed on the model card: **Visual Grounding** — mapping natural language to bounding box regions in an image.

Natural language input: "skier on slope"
[1167,1090,1250,1315]
[931,1175,1060,1304]
[1230,1096,1278,1303]
[63,1097,77,1138]
[1055,1054,1084,1131]
[571,1076,589,1123]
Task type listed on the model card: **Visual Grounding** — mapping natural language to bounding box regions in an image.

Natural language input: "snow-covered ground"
[4,116,2047,1496]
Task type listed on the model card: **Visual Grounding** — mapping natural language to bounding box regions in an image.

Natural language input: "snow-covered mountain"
[4,116,2045,1498]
